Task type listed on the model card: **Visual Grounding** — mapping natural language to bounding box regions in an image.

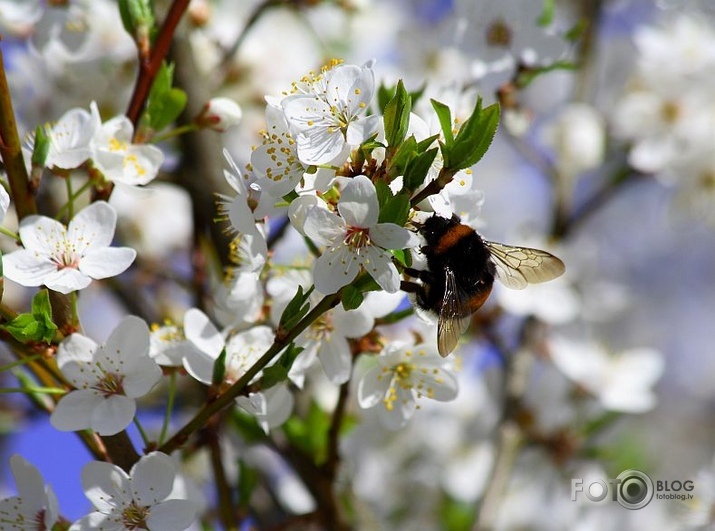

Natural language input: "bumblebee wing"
[485,241,565,290]
[437,266,471,357]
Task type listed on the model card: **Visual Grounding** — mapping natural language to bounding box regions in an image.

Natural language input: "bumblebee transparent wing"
[485,241,565,290]
[437,266,471,356]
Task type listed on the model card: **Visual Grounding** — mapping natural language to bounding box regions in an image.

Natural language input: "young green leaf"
[378,193,410,227]
[144,62,188,132]
[211,347,227,386]
[279,285,313,332]
[341,284,364,311]
[404,147,438,192]
[31,126,50,169]
[431,99,455,146]
[446,99,500,171]
[383,80,412,147]
[3,289,57,344]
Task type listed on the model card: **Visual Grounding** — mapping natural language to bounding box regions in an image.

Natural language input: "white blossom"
[50,316,162,436]
[358,342,459,429]
[0,455,60,530]
[3,201,136,294]
[70,452,197,531]
[548,335,664,413]
[281,61,378,166]
[303,175,417,295]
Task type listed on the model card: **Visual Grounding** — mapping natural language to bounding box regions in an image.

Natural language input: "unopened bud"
[195,97,243,132]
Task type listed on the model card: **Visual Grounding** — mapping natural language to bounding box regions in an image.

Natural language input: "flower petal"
[10,455,46,510]
[57,333,100,387]
[130,452,176,505]
[146,499,198,531]
[90,394,136,436]
[81,460,130,512]
[338,175,378,228]
[370,222,418,250]
[2,250,58,288]
[317,333,352,384]
[303,205,345,246]
[312,243,359,295]
[357,365,390,408]
[43,268,93,294]
[68,201,117,249]
[79,247,136,279]
[17,214,67,255]
[362,245,400,293]
[183,308,224,359]
[104,316,150,366]
[51,389,101,432]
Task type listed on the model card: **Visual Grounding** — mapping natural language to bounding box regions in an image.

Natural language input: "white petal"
[338,175,378,228]
[3,249,58,288]
[362,245,400,293]
[17,214,67,254]
[121,144,163,185]
[90,395,136,435]
[130,452,176,505]
[104,316,150,365]
[370,223,418,250]
[10,455,46,510]
[57,333,100,387]
[332,307,373,338]
[296,127,346,166]
[43,268,93,294]
[317,334,352,384]
[51,389,100,432]
[81,460,130,512]
[183,308,224,359]
[228,196,256,234]
[414,363,459,402]
[146,499,197,531]
[303,206,345,246]
[0,185,10,223]
[79,247,136,279]
[357,365,390,408]
[380,386,416,430]
[68,201,117,249]
[288,195,325,236]
[122,357,162,398]
[68,511,120,531]
[312,243,359,295]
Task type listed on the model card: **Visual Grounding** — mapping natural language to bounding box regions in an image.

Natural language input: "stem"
[125,0,192,128]
[206,415,237,530]
[0,354,41,372]
[151,123,198,143]
[0,386,66,394]
[323,379,349,481]
[159,371,177,446]
[55,178,93,219]
[0,226,19,242]
[101,431,141,473]
[133,416,151,449]
[158,290,341,455]
[0,41,37,220]
[65,177,75,219]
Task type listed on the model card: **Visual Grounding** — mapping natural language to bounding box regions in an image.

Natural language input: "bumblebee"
[404,213,565,356]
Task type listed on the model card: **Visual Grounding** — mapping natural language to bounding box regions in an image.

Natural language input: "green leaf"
[260,342,304,388]
[431,99,454,146]
[378,193,410,227]
[279,285,313,331]
[404,147,438,192]
[537,0,555,26]
[386,135,418,181]
[565,18,589,43]
[341,284,364,311]
[377,83,396,113]
[212,347,227,386]
[446,99,500,171]
[374,178,393,213]
[383,80,412,147]
[31,126,50,168]
[144,62,187,132]
[283,401,331,464]
[118,0,156,42]
[3,289,57,344]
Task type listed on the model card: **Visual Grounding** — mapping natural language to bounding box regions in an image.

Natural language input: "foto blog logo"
[571,469,694,510]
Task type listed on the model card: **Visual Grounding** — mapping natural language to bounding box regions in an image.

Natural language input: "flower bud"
[195,97,243,132]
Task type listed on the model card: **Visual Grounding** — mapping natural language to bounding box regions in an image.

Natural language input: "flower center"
[308,311,334,341]
[93,372,125,397]
[381,361,415,411]
[122,500,150,530]
[344,226,370,250]
[51,239,81,270]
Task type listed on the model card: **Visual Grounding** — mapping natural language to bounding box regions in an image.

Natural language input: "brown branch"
[0,40,37,220]
[125,0,192,128]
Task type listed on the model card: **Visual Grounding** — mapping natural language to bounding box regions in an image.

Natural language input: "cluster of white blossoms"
[612,15,715,212]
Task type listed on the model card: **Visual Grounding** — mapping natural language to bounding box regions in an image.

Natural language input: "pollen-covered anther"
[344,226,371,249]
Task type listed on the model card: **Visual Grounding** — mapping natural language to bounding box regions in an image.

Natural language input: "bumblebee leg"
[404,267,436,283]
[400,280,422,294]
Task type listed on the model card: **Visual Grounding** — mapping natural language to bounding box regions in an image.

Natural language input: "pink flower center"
[344,226,370,250]
[93,372,125,397]
[51,240,81,270]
